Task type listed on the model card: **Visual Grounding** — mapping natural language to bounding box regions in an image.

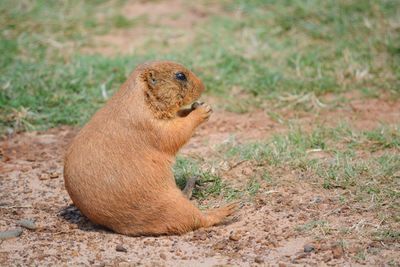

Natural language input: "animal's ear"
[146,70,157,90]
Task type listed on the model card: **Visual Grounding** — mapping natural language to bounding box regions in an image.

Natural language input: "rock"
[322,252,332,262]
[118,262,130,267]
[293,252,308,260]
[278,263,286,267]
[311,196,323,203]
[32,163,41,169]
[304,244,315,253]
[229,231,241,241]
[0,228,23,240]
[213,242,225,250]
[21,166,31,172]
[160,253,167,260]
[332,245,343,259]
[348,245,360,254]
[254,256,264,263]
[192,230,207,241]
[241,167,253,176]
[116,244,127,252]
[49,172,60,179]
[26,155,36,162]
[17,219,37,230]
[39,173,50,180]
[71,251,79,257]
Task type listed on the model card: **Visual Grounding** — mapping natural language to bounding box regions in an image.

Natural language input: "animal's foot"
[203,202,238,226]
[191,102,212,123]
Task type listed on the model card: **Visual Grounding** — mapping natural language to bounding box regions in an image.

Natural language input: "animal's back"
[64,102,172,225]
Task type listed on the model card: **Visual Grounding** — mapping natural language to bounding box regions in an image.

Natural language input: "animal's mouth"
[181,94,202,110]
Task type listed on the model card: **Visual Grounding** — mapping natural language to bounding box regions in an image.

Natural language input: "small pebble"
[254,256,264,263]
[192,230,207,241]
[21,166,31,172]
[26,156,36,162]
[160,253,167,260]
[49,172,60,179]
[304,244,315,253]
[294,252,308,260]
[39,173,50,180]
[241,167,252,176]
[311,196,323,203]
[322,252,332,262]
[17,219,37,230]
[332,245,343,259]
[229,231,241,241]
[213,242,225,250]
[116,244,127,252]
[0,228,23,240]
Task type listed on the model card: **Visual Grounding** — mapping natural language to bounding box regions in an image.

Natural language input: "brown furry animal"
[64,61,236,236]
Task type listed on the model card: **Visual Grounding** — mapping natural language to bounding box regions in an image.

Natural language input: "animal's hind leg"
[113,188,237,236]
[162,190,237,233]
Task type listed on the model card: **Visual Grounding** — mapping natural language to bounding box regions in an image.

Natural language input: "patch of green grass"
[173,156,239,201]
[0,55,148,131]
[174,156,265,201]
[193,0,400,102]
[0,1,111,62]
[0,0,155,133]
[354,250,367,261]
[222,126,328,166]
[173,156,202,189]
[220,124,400,213]
[373,229,400,243]
[363,126,400,151]
[246,177,261,196]
[318,153,400,192]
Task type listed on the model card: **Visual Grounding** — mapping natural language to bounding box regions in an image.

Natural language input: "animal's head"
[138,61,205,119]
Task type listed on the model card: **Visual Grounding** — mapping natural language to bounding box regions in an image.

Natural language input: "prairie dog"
[64,61,236,236]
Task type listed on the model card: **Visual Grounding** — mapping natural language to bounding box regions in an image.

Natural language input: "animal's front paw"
[191,102,212,123]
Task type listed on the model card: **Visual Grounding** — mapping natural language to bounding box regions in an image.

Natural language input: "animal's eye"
[175,72,187,81]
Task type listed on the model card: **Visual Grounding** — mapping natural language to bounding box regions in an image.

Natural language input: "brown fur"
[63,61,236,236]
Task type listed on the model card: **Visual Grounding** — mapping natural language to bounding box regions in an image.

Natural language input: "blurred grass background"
[0,0,399,133]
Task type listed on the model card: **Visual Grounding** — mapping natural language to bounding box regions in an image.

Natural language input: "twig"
[228,160,247,170]
[322,205,345,217]
[0,205,33,209]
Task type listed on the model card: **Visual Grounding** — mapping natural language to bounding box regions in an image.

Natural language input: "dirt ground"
[1,95,399,266]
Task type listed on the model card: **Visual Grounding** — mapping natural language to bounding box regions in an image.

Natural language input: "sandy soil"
[1,96,399,266]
